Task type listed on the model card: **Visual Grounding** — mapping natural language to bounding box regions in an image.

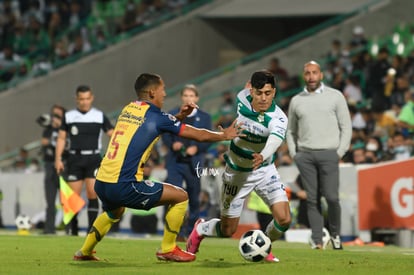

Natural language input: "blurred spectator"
[364,149,379,164]
[215,90,236,129]
[13,147,31,171]
[360,107,376,136]
[25,158,41,173]
[343,75,363,105]
[339,42,353,74]
[350,26,368,48]
[371,107,397,138]
[26,16,50,57]
[67,1,90,29]
[46,10,63,45]
[331,66,346,91]
[342,137,363,163]
[366,47,391,110]
[30,53,52,75]
[53,38,70,61]
[22,0,44,26]
[118,0,140,33]
[386,131,412,161]
[397,90,414,137]
[10,19,29,55]
[351,146,367,164]
[67,31,91,56]
[365,135,384,163]
[0,44,24,82]
[0,0,20,47]
[268,57,288,80]
[391,73,410,108]
[349,105,366,131]
[326,39,342,61]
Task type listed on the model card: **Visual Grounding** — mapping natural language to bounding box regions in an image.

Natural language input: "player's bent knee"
[108,207,125,219]
[162,183,188,203]
[277,216,291,228]
[177,189,189,202]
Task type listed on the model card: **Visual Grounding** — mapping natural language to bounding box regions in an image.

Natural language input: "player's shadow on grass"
[69,261,143,269]
[196,258,251,268]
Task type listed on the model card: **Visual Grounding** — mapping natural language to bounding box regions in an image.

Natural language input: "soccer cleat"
[264,251,280,263]
[331,235,343,250]
[322,227,331,249]
[73,250,99,261]
[186,218,205,254]
[308,237,323,250]
[156,246,196,262]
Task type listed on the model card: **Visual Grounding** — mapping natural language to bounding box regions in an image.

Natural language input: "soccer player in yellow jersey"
[73,73,243,262]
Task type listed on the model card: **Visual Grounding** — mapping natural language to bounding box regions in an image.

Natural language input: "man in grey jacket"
[286,61,352,250]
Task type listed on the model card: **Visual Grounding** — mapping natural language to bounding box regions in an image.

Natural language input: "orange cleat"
[156,246,196,262]
[73,250,99,261]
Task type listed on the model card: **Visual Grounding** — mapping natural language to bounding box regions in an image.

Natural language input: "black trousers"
[43,161,59,233]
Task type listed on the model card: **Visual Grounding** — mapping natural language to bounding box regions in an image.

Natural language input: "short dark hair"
[250,70,276,89]
[134,73,162,97]
[51,104,66,114]
[76,85,91,95]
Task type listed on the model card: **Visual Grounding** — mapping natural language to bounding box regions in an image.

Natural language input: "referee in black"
[55,85,114,236]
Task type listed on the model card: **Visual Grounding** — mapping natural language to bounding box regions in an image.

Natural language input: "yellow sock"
[80,212,119,255]
[161,200,188,253]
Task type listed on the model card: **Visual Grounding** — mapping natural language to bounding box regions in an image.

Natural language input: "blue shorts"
[94,179,164,212]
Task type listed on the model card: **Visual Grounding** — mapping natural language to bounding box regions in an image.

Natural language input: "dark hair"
[76,85,91,95]
[134,73,162,97]
[370,136,383,152]
[379,47,389,55]
[348,104,357,114]
[250,70,276,89]
[51,104,66,114]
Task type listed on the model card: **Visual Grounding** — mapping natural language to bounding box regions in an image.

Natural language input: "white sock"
[265,220,284,242]
[197,218,221,237]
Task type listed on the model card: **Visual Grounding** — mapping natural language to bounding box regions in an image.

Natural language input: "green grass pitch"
[1,231,414,274]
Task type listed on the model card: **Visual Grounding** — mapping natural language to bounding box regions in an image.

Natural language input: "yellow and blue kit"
[94,101,185,211]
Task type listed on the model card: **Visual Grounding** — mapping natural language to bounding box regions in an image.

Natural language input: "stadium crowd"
[0,0,195,87]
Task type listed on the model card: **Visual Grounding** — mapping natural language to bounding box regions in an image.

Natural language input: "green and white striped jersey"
[224,89,288,172]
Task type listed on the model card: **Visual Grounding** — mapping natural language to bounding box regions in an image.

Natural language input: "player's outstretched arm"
[180,119,244,142]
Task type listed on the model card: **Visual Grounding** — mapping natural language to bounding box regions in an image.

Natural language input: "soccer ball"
[15,214,32,230]
[238,230,271,262]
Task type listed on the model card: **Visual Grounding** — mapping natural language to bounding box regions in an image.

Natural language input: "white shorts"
[220,164,289,218]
